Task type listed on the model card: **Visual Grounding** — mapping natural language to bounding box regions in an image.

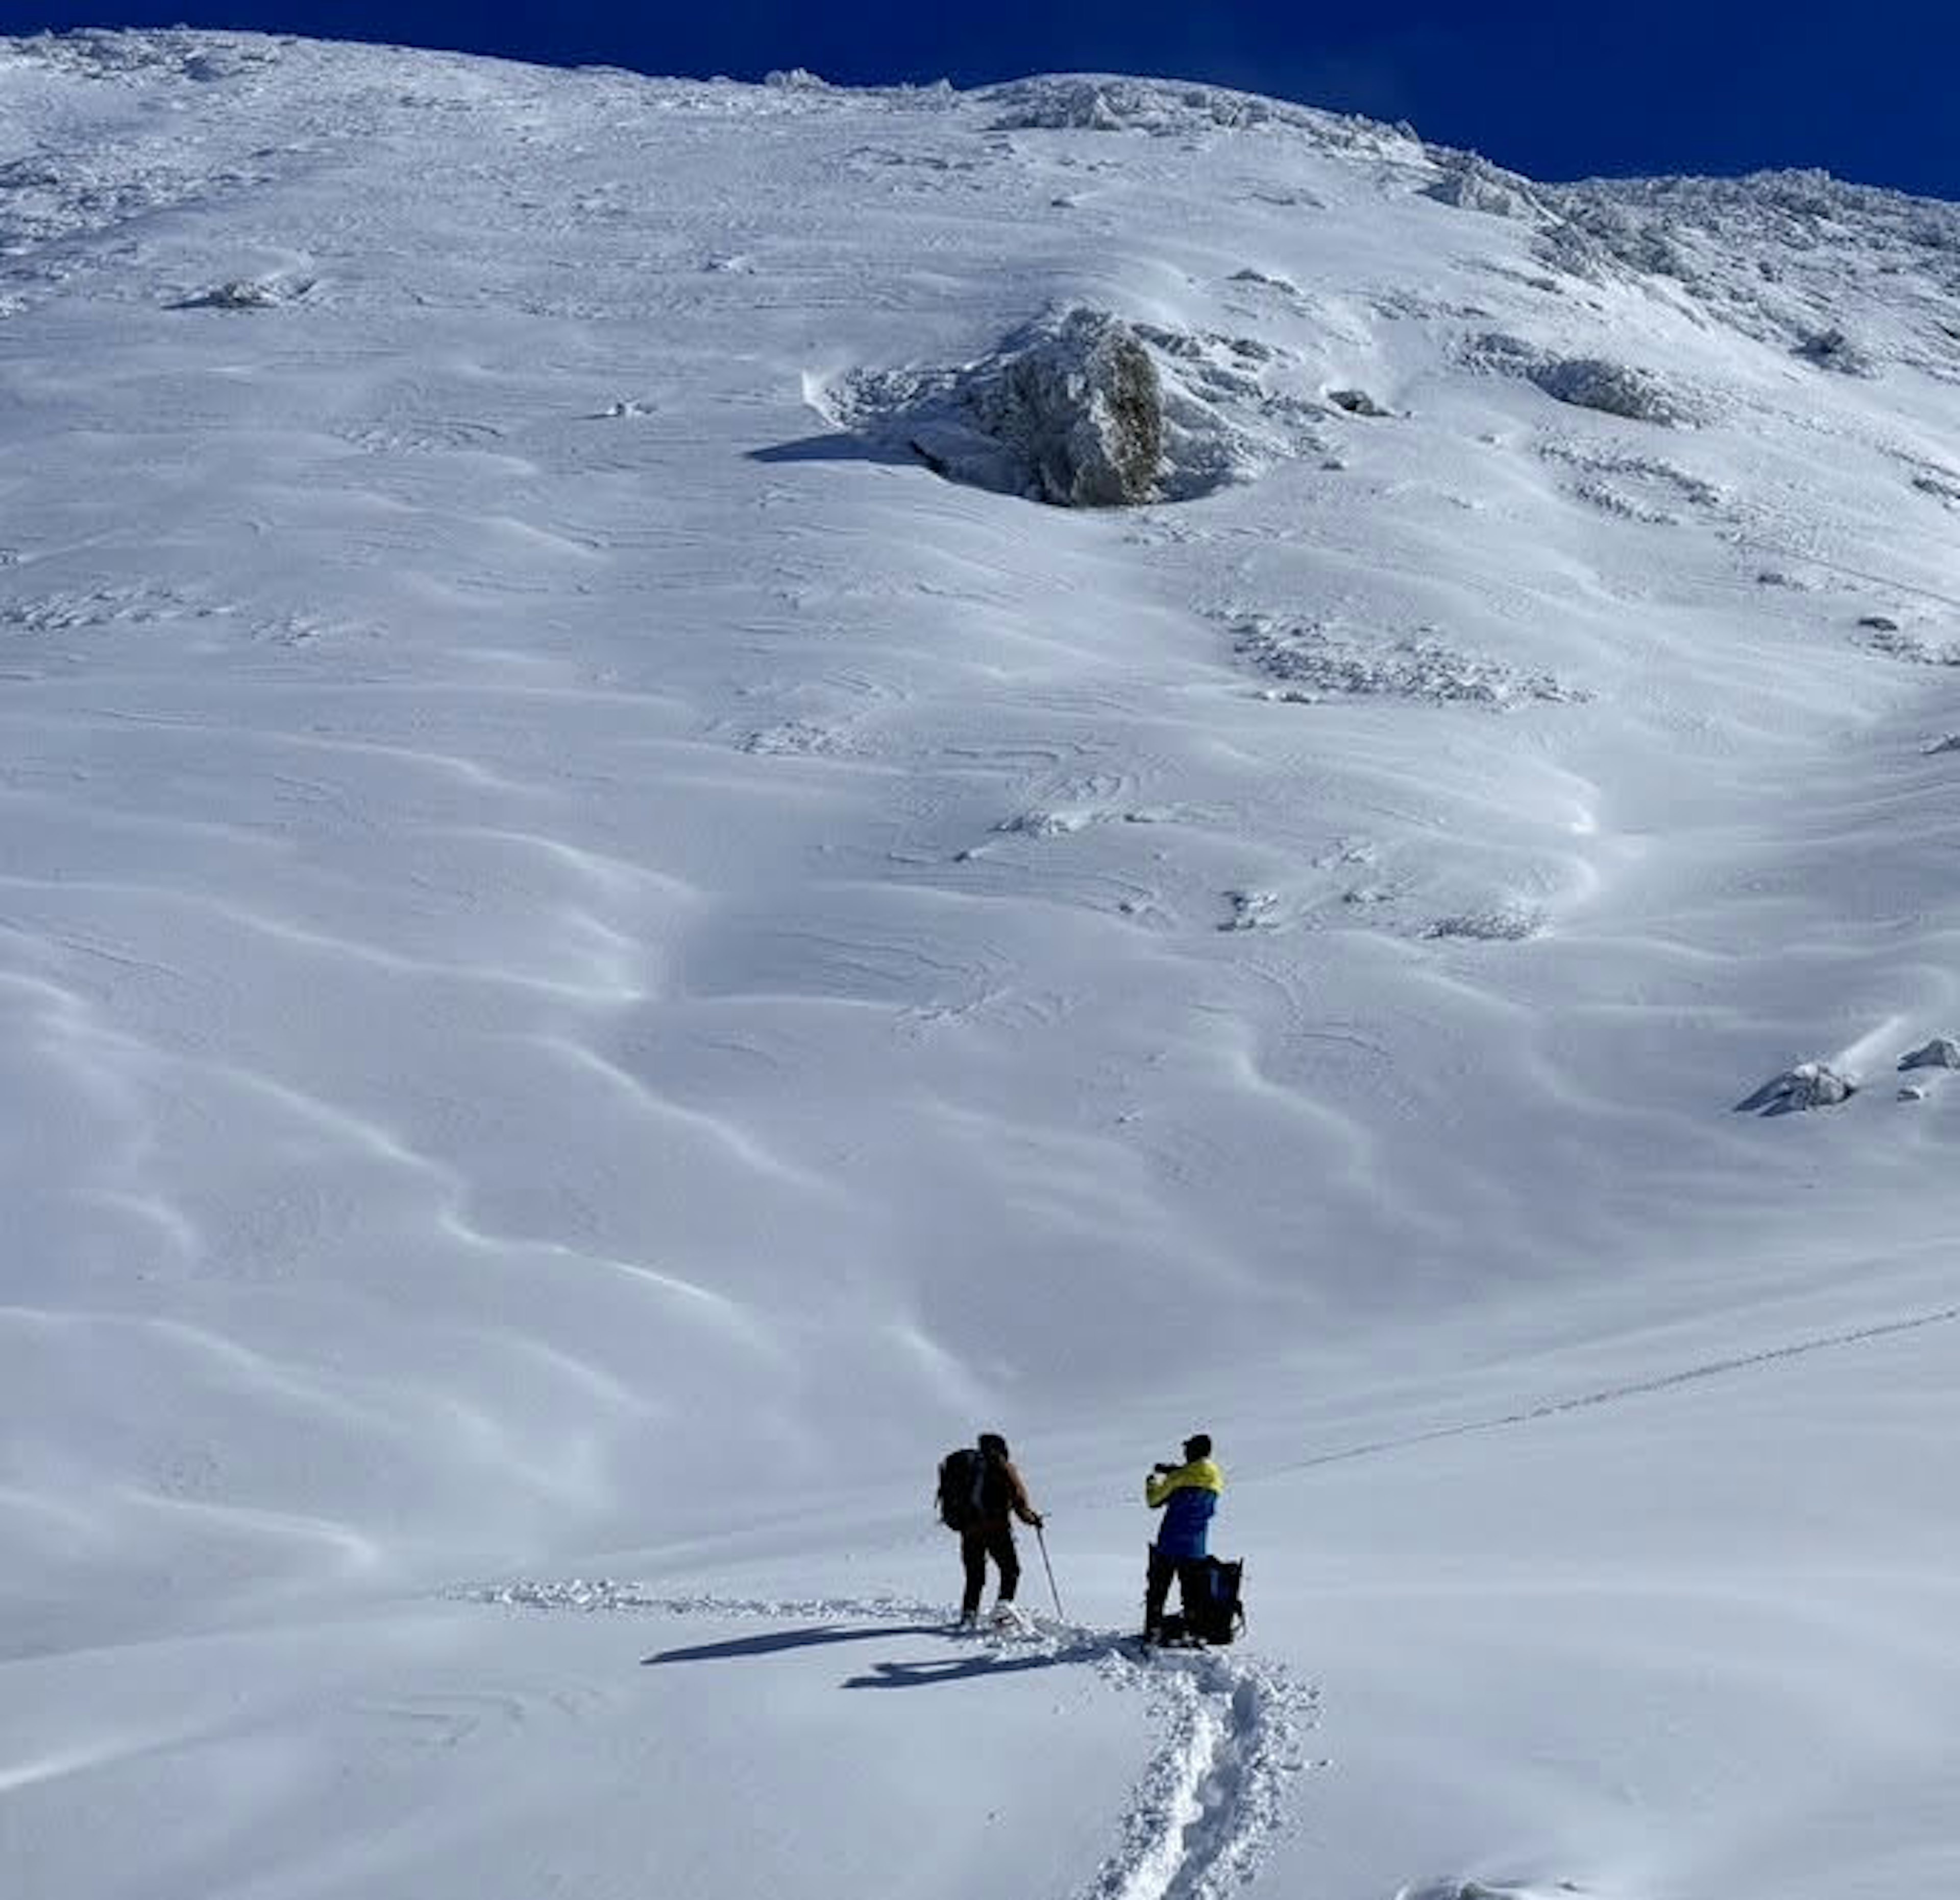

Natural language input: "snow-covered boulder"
[1528,355,1699,425]
[1794,325,1876,375]
[169,277,286,310]
[1463,332,1702,425]
[1424,150,1539,221]
[983,75,1303,136]
[824,309,1279,506]
[1235,614,1585,708]
[949,309,1162,506]
[1733,1061,1857,1114]
[1898,1037,1960,1071]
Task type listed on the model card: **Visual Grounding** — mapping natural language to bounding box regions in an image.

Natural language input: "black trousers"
[1143,1547,1207,1631]
[960,1522,1020,1617]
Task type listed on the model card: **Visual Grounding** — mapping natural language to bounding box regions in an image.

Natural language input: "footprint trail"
[464,1581,1317,1899]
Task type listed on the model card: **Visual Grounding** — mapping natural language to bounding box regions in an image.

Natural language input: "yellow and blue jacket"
[1145,1456,1223,1558]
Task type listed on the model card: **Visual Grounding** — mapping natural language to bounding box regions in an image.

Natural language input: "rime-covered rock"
[1527,355,1700,425]
[953,309,1164,506]
[826,308,1284,506]
[1898,1037,1960,1071]
[1461,332,1702,425]
[1733,1061,1857,1114]
[1424,150,1539,220]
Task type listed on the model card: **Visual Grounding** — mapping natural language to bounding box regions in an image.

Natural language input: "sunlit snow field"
[3,32,1958,1900]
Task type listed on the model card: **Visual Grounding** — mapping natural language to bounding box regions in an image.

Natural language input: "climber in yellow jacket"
[1142,1433,1222,1639]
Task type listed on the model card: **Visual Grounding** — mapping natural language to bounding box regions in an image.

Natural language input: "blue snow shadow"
[747,432,916,467]
[842,1632,1117,1689]
[643,1622,944,1665]
[640,1621,1122,1686]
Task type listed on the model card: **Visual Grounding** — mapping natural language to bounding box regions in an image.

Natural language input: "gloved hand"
[1152,1461,1175,1475]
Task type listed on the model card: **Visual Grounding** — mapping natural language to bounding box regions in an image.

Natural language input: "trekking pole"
[1035,1523,1065,1620]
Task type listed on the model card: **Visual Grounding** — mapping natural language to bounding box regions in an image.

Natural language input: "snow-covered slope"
[3,33,1957,1900]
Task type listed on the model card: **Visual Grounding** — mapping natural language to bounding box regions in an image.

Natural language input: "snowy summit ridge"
[3,30,1960,1900]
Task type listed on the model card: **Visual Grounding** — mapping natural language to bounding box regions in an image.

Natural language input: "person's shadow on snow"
[842,1635,1111,1689]
[642,1623,944,1666]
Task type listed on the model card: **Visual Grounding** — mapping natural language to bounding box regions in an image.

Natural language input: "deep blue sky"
[7,0,1956,200]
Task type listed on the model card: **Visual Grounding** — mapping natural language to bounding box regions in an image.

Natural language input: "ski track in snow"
[462,1581,1316,1900]
[1274,1297,1960,1476]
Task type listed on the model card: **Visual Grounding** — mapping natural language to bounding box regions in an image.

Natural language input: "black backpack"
[1187,1556,1247,1645]
[935,1447,985,1530]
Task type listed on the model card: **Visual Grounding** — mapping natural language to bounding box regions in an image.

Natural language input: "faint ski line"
[1272,1301,1960,1476]
[1731,535,1960,614]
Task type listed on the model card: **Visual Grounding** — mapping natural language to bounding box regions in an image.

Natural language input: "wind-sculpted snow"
[7,30,1960,1900]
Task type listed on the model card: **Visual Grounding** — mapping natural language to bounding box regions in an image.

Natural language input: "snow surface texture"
[467,1584,1315,1900]
[4,32,1960,1900]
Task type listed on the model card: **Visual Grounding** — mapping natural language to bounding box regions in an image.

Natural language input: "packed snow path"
[467,1583,1315,1900]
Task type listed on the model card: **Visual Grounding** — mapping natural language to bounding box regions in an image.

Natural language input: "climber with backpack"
[1142,1432,1239,1644]
[936,1431,1044,1629]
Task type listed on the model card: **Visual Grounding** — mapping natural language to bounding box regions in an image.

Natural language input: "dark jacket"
[977,1453,1042,1532]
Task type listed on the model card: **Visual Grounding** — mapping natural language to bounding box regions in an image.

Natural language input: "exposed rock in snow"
[1220,889,1279,931]
[1423,907,1543,942]
[1327,386,1393,417]
[1734,1062,1858,1114]
[1229,266,1300,293]
[994,808,1093,839]
[1794,325,1876,375]
[1530,355,1701,425]
[1861,625,1960,666]
[1542,168,1960,377]
[986,74,1296,134]
[1237,615,1586,708]
[985,73,1316,138]
[1396,1883,1581,1900]
[921,309,1159,505]
[1423,150,1542,220]
[4,25,282,80]
[1463,332,1703,424]
[824,308,1284,505]
[169,277,291,309]
[1898,1037,1960,1071]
